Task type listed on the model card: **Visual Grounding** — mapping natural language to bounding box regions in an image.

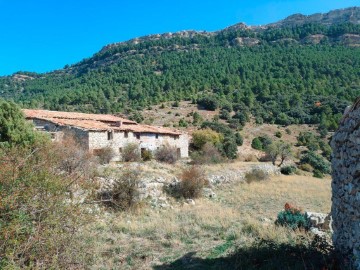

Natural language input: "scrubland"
[85,172,332,269]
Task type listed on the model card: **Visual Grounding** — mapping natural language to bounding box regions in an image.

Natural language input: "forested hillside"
[1,7,360,130]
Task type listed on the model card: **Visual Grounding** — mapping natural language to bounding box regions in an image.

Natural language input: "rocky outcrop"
[269,7,360,27]
[331,99,360,269]
[305,212,333,232]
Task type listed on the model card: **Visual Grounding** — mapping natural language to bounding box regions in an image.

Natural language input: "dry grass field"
[84,172,332,269]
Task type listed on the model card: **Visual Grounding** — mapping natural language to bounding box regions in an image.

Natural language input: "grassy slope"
[84,166,331,269]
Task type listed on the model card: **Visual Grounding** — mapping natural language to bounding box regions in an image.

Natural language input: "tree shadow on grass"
[153,237,349,270]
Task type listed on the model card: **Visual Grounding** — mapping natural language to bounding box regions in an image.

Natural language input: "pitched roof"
[23,109,137,124]
[23,109,183,135]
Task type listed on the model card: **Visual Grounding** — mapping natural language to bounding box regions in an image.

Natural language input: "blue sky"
[0,0,358,76]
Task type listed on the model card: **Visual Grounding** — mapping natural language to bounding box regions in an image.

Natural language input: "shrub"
[192,129,223,150]
[192,112,203,125]
[219,109,231,120]
[122,143,141,162]
[99,168,140,210]
[142,149,153,161]
[245,168,270,184]
[178,118,188,127]
[228,119,242,130]
[197,95,219,111]
[155,144,179,164]
[179,166,209,199]
[222,136,238,159]
[285,128,292,135]
[0,139,94,268]
[275,131,282,138]
[251,136,273,151]
[280,165,297,175]
[251,137,263,150]
[235,132,243,146]
[298,163,313,172]
[191,143,224,164]
[313,169,324,178]
[94,147,116,164]
[300,151,331,174]
[275,203,309,230]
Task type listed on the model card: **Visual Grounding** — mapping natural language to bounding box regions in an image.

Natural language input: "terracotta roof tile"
[24,109,183,135]
[23,109,136,124]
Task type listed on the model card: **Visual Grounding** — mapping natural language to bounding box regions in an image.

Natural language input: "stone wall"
[31,119,89,148]
[331,103,360,269]
[88,131,189,159]
[30,118,189,159]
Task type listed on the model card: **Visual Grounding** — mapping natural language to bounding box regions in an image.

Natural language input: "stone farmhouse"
[23,109,189,160]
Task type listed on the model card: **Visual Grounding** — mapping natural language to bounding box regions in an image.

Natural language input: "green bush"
[197,96,219,111]
[300,151,331,174]
[251,137,263,150]
[178,118,188,127]
[276,210,309,230]
[191,129,223,150]
[298,163,313,172]
[221,136,238,159]
[275,131,282,138]
[276,204,309,230]
[280,165,297,175]
[313,169,324,178]
[235,133,243,146]
[219,109,231,120]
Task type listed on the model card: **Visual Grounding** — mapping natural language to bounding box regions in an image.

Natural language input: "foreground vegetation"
[86,174,333,269]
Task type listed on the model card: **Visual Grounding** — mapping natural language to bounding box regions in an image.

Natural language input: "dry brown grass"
[83,171,331,269]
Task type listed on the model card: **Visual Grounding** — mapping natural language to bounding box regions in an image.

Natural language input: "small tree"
[0,99,44,148]
[265,141,292,166]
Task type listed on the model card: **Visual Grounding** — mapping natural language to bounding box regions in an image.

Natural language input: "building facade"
[24,109,189,160]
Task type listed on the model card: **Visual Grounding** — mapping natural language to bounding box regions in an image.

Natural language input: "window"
[119,148,123,153]
[124,132,128,138]
[107,131,113,140]
[136,134,140,140]
[177,148,181,158]
[156,134,159,139]
[174,135,179,140]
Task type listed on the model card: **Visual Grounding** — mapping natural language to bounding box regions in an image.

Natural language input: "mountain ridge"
[0,6,359,132]
[98,7,360,55]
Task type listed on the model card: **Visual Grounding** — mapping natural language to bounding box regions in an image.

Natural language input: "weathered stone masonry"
[331,101,360,269]
[24,109,189,160]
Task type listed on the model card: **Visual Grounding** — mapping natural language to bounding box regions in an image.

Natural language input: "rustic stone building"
[331,101,360,269]
[23,109,189,160]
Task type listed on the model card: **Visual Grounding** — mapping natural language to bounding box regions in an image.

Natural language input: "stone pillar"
[331,102,360,269]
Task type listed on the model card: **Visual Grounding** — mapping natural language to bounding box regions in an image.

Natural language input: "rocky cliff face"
[269,7,360,27]
[331,99,360,269]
